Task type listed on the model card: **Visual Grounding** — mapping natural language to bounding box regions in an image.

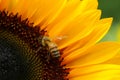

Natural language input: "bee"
[41,36,60,58]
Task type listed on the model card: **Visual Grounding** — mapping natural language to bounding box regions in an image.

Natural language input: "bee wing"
[52,35,68,42]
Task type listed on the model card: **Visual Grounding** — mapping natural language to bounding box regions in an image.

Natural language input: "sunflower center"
[0,10,69,80]
[0,34,29,80]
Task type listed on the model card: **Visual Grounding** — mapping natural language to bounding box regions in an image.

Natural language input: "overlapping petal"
[62,18,112,57]
[62,18,113,64]
[70,69,120,80]
[52,10,101,49]
[63,42,120,67]
[68,64,120,79]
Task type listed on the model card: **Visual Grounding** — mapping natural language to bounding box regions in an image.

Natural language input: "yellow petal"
[50,10,101,50]
[110,77,120,80]
[47,0,91,35]
[11,0,25,14]
[0,0,10,10]
[43,0,82,30]
[46,0,97,32]
[5,0,19,12]
[0,0,18,12]
[30,0,67,26]
[56,11,101,49]
[68,64,120,78]
[84,0,98,11]
[70,69,120,80]
[104,51,120,65]
[19,0,40,20]
[63,42,120,67]
[62,18,113,57]
[34,0,67,27]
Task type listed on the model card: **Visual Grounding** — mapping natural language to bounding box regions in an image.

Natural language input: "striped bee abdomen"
[41,36,60,58]
[49,46,60,58]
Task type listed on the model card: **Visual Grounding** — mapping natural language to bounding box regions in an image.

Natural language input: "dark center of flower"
[0,10,69,80]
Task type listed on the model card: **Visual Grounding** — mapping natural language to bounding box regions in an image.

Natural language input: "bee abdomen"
[49,47,60,58]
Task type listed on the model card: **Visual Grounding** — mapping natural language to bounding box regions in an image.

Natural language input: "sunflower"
[0,0,120,80]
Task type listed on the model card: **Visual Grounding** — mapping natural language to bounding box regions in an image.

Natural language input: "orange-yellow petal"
[63,42,120,67]
[34,0,67,27]
[62,18,113,57]
[70,69,120,80]
[0,0,10,10]
[56,10,101,49]
[84,0,98,11]
[68,64,120,78]
[49,10,101,50]
[104,51,120,65]
[31,0,67,26]
[46,0,86,31]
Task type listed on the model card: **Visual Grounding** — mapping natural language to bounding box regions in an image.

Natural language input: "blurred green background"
[98,0,120,41]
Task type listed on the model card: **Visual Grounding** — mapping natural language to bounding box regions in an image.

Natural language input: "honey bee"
[41,36,60,58]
